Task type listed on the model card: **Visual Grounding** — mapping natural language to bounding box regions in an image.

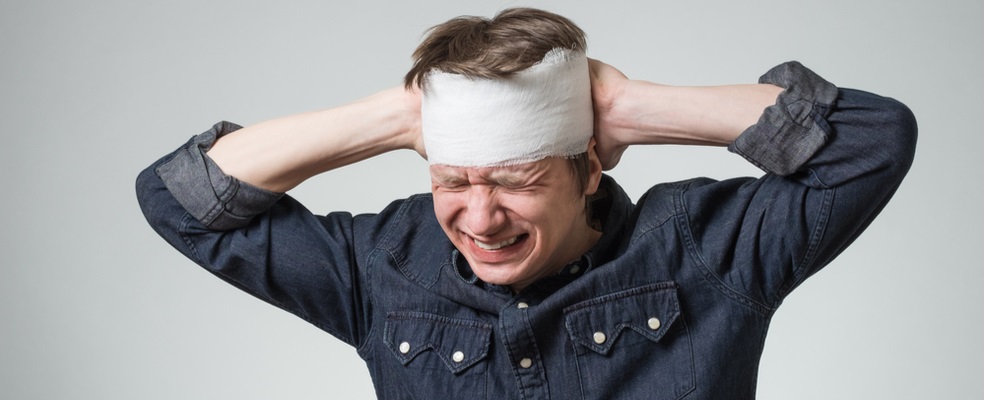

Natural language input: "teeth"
[474,236,519,250]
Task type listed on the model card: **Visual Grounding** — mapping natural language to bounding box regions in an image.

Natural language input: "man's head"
[408,8,603,291]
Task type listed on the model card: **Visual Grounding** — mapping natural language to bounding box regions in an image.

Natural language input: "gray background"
[1,0,981,398]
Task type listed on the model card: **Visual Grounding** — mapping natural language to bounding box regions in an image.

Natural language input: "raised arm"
[135,87,425,346]
[206,87,423,193]
[588,59,782,170]
[589,59,917,306]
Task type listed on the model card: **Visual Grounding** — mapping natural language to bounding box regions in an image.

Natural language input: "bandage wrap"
[421,48,593,167]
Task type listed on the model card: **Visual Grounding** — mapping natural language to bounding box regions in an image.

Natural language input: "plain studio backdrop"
[1,1,981,399]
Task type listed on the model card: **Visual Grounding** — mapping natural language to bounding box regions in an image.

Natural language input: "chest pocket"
[563,282,696,400]
[381,311,491,399]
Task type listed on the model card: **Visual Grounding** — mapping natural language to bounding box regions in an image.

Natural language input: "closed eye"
[502,185,539,194]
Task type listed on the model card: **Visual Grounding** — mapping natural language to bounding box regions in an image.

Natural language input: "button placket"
[499,296,549,399]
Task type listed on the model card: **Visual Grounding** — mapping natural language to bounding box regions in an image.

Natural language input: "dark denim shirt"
[136,62,916,399]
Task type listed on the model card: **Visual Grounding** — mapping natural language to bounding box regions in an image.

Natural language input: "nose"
[465,186,506,236]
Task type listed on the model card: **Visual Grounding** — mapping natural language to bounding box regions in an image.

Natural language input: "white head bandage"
[421,48,593,167]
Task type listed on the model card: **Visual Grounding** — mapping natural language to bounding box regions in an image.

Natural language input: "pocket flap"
[563,282,681,355]
[384,311,492,374]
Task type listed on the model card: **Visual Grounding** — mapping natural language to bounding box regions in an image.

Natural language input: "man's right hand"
[399,86,426,160]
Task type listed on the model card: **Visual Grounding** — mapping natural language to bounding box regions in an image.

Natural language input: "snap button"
[647,317,661,330]
[452,351,465,363]
[517,302,529,309]
[519,358,532,369]
[399,342,411,354]
[593,332,606,344]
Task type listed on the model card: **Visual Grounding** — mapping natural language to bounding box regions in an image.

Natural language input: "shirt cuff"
[727,61,839,176]
[155,121,284,230]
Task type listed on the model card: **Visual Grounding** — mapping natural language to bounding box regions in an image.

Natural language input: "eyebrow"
[490,173,526,187]
[430,168,468,185]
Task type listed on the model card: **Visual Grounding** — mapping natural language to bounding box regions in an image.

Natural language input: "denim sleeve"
[136,124,383,347]
[154,121,284,231]
[683,62,917,310]
[727,61,839,176]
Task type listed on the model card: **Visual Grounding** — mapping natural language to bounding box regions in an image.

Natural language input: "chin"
[471,264,521,285]
[468,259,538,288]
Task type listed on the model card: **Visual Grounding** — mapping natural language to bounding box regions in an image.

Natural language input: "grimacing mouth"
[472,233,529,251]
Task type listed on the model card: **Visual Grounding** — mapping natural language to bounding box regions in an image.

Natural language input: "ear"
[584,138,604,196]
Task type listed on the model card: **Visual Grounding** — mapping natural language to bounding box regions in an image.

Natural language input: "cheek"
[533,198,584,235]
[503,195,570,225]
[432,193,465,226]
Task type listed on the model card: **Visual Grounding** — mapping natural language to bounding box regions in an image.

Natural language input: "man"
[137,7,916,399]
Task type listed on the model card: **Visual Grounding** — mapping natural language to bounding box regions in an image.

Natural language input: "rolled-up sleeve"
[154,121,283,230]
[728,61,840,177]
